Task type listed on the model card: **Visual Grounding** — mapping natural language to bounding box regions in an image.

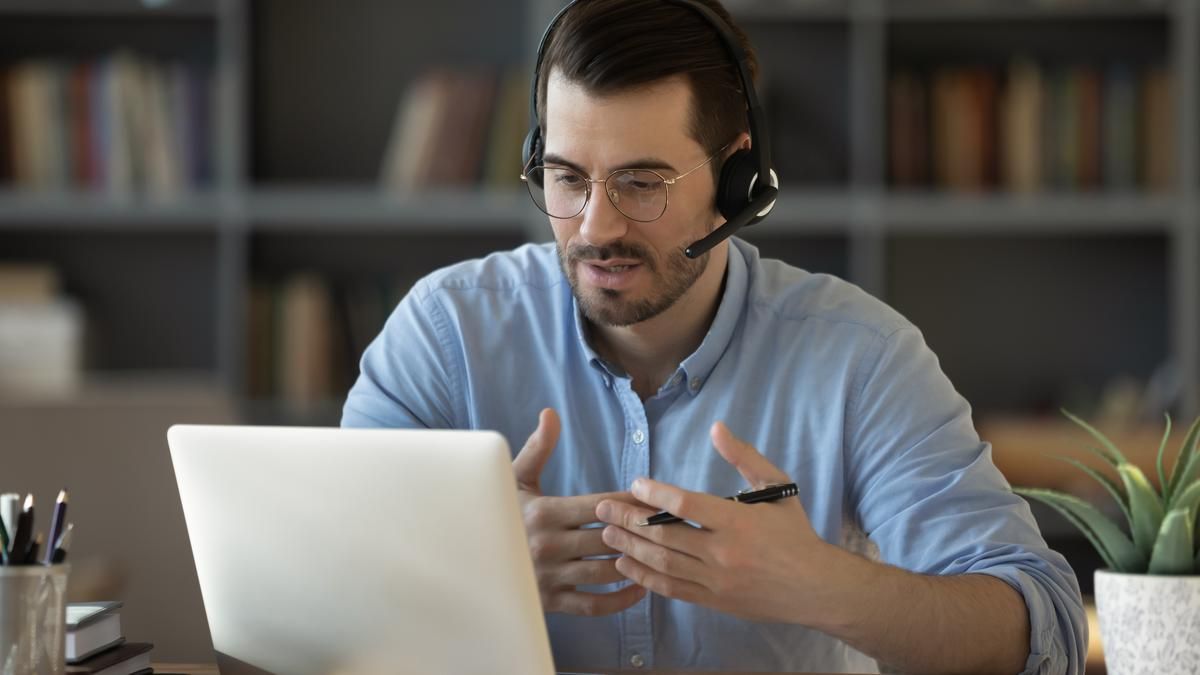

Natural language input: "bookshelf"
[1,0,1195,658]
[0,0,1195,422]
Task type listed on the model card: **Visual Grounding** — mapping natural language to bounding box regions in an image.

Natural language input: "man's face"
[542,71,722,328]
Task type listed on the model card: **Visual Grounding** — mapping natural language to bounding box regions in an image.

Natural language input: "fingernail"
[630,478,646,495]
[596,501,611,520]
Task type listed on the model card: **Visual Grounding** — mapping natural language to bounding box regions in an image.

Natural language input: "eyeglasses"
[521,144,729,222]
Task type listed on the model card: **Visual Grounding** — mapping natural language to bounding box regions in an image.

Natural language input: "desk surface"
[157,662,854,667]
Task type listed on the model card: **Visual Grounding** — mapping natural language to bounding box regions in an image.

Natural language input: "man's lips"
[577,260,644,289]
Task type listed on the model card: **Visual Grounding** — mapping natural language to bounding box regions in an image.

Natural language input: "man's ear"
[724,131,752,161]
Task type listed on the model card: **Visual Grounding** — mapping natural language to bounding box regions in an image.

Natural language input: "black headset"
[522,0,780,259]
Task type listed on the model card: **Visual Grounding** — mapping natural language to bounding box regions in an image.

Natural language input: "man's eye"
[555,174,584,187]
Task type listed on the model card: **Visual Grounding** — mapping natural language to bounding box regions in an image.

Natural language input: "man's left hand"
[595,421,836,624]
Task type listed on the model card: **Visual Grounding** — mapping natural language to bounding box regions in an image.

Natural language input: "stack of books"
[65,601,155,675]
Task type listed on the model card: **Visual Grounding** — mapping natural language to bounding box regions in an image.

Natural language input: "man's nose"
[578,183,629,247]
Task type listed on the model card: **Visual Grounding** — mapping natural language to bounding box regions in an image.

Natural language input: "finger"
[547,559,628,588]
[540,491,642,528]
[595,499,711,558]
[629,477,732,531]
[512,408,561,491]
[614,556,707,605]
[603,525,708,584]
[529,528,619,564]
[711,421,791,489]
[548,584,647,617]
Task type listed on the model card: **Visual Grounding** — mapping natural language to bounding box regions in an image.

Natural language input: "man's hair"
[536,0,758,181]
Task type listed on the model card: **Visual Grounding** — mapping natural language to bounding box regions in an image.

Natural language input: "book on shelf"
[0,52,215,195]
[380,67,527,192]
[66,601,125,664]
[248,274,412,405]
[888,59,1174,193]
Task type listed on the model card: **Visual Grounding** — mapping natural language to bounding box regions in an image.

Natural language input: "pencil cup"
[0,564,70,675]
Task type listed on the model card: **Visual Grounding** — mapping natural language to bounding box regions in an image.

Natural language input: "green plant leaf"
[1156,413,1172,500]
[1051,454,1130,526]
[1147,508,1195,575]
[1061,409,1129,465]
[1014,487,1145,572]
[1169,480,1200,519]
[1118,463,1165,558]
[1166,415,1200,504]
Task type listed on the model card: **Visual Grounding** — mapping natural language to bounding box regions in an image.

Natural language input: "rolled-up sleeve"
[846,325,1087,675]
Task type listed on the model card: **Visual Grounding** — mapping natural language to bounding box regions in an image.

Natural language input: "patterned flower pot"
[1093,569,1200,675]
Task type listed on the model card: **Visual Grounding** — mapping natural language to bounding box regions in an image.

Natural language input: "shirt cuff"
[976,567,1087,675]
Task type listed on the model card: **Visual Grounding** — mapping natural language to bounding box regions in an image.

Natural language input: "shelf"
[752,190,857,231]
[883,0,1170,21]
[879,192,1174,233]
[0,371,227,408]
[980,414,1184,494]
[247,187,537,232]
[0,190,226,230]
[0,188,1181,234]
[0,0,217,18]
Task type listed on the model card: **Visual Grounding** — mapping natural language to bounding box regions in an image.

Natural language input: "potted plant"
[1014,411,1200,675]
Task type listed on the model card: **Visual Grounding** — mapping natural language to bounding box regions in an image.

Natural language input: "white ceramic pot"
[1093,569,1200,675]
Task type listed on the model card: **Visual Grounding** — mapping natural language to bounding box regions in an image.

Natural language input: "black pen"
[8,494,33,563]
[25,533,43,566]
[637,482,799,526]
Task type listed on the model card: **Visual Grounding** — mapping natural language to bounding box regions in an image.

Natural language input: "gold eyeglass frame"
[520,142,732,222]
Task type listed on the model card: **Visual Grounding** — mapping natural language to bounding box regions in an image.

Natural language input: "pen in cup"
[637,482,799,526]
[8,494,34,564]
[43,490,68,565]
[51,523,73,564]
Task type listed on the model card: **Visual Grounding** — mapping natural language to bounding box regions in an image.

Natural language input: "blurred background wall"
[0,0,1197,662]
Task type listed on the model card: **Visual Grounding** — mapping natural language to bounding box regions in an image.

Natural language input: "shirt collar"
[569,239,751,395]
[677,238,749,395]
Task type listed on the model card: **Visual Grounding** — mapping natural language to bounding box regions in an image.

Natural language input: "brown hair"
[536,0,758,180]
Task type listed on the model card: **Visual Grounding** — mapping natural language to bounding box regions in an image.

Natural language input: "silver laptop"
[168,425,555,675]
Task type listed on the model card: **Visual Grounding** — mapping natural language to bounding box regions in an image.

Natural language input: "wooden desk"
[157,662,854,667]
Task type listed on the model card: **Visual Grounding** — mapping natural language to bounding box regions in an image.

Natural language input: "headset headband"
[527,0,772,181]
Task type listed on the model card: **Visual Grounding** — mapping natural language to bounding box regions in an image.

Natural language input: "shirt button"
[690,377,703,392]
[632,429,646,444]
[630,654,645,668]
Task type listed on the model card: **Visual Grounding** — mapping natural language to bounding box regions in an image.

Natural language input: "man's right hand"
[512,408,648,616]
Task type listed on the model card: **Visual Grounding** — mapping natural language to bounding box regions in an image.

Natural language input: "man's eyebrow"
[542,152,679,175]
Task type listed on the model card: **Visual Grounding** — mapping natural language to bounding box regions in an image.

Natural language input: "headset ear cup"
[715,149,759,220]
[522,127,541,169]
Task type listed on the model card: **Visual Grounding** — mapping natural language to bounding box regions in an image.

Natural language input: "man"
[342,1,1086,673]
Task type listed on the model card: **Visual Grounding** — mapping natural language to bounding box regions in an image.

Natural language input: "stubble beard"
[558,237,709,328]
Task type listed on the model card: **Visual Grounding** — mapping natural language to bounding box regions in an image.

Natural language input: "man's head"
[532,0,759,328]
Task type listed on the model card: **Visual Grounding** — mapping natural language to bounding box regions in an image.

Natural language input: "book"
[1000,58,1043,193]
[65,641,152,675]
[888,70,929,188]
[1103,64,1138,191]
[1141,67,1173,191]
[1076,67,1102,190]
[66,601,125,664]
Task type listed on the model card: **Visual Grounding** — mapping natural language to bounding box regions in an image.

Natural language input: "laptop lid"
[167,424,555,675]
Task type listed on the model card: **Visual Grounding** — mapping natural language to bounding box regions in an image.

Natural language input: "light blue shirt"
[342,238,1086,674]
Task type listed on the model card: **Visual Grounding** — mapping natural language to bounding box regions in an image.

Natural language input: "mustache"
[567,243,653,267]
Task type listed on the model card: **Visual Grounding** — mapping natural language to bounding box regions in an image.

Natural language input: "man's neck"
[590,245,729,400]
